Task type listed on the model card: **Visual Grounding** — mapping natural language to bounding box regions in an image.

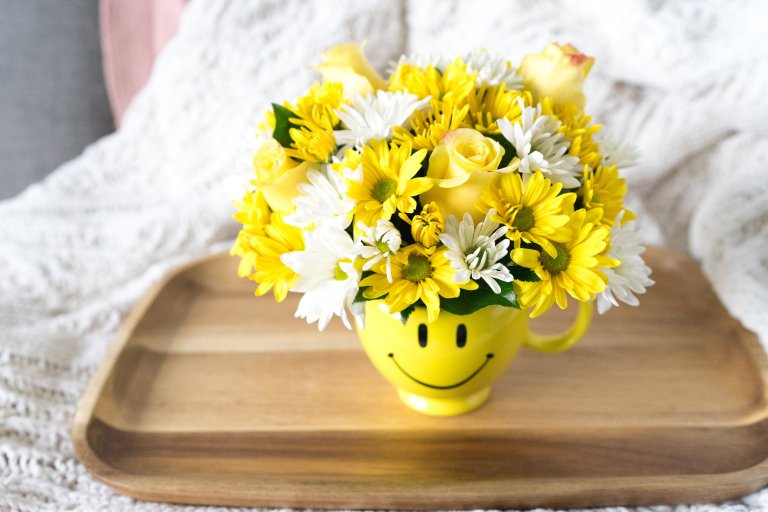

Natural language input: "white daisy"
[439,211,513,293]
[597,217,654,314]
[498,100,582,188]
[334,91,430,152]
[281,227,362,330]
[463,49,523,89]
[354,219,402,283]
[596,130,639,169]
[285,164,359,230]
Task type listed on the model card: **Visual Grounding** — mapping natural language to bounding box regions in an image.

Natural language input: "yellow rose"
[518,43,594,110]
[420,129,505,222]
[314,42,387,99]
[251,140,313,213]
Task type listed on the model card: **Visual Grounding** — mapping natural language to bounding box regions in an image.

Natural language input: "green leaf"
[354,287,383,303]
[440,279,520,315]
[415,151,431,178]
[485,132,516,168]
[560,185,582,197]
[400,304,416,325]
[391,212,416,245]
[509,265,541,283]
[353,271,379,303]
[271,103,300,148]
[572,192,585,210]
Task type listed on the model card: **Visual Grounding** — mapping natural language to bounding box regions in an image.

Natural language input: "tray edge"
[71,252,228,486]
[70,248,768,508]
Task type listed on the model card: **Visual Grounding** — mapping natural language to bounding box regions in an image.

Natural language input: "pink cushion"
[99,0,185,125]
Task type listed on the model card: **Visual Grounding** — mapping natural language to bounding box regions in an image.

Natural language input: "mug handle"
[524,301,593,353]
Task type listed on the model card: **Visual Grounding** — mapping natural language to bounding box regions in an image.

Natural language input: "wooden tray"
[72,247,768,509]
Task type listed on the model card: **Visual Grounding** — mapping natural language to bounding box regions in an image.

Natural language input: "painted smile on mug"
[386,322,494,390]
[387,352,494,390]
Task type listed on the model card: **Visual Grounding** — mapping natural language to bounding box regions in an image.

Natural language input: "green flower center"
[512,207,535,232]
[375,238,391,254]
[540,243,570,275]
[403,253,432,282]
[372,178,398,203]
[334,263,349,281]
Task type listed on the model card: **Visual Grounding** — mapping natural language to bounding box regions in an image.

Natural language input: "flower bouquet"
[231,42,654,415]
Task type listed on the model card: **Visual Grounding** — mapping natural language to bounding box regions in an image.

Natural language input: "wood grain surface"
[71,247,768,509]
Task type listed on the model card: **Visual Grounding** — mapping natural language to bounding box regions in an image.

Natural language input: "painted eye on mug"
[418,323,428,348]
[456,324,467,348]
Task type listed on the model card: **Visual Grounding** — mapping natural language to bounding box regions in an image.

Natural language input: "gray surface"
[0,0,114,200]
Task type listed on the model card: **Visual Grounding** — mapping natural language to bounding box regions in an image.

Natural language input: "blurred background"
[0,0,182,199]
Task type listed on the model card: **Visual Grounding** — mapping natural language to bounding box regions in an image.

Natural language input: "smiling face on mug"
[357,302,529,399]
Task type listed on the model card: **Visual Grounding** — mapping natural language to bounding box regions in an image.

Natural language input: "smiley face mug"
[356,300,592,416]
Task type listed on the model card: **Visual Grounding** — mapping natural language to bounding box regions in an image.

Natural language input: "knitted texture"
[2,0,768,510]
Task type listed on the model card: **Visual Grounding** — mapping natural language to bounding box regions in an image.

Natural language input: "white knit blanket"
[2,0,768,510]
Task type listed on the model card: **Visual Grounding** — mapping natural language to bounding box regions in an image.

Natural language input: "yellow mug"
[356,300,592,416]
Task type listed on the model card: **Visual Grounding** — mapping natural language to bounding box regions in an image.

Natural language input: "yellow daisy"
[389,59,476,107]
[333,148,363,174]
[511,209,618,317]
[389,63,436,99]
[392,99,469,151]
[403,201,444,248]
[232,189,270,233]
[281,82,344,163]
[580,164,636,226]
[231,227,261,279]
[230,190,271,277]
[480,171,576,257]
[286,118,337,163]
[465,85,531,134]
[361,244,478,323]
[440,59,478,106]
[289,81,344,128]
[249,212,304,302]
[541,98,602,168]
[347,140,432,226]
